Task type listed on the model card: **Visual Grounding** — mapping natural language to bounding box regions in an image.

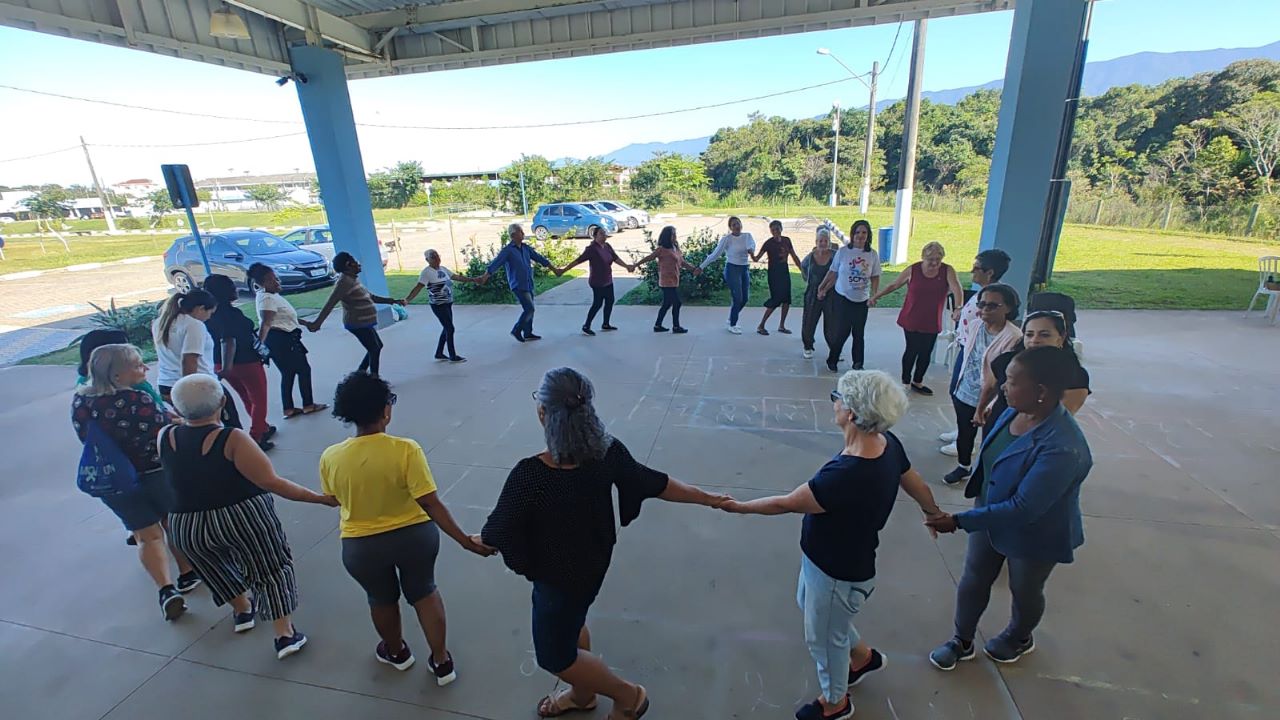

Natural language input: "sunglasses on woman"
[976,301,1004,310]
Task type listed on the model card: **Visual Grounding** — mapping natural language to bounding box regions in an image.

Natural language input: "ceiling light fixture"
[210,5,251,41]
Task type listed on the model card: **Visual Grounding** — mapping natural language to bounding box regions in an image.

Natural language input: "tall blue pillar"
[978,0,1089,299]
[289,45,389,299]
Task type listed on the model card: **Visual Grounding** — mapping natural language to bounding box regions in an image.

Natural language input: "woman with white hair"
[800,226,837,360]
[71,343,197,620]
[481,367,728,719]
[479,223,557,342]
[402,249,484,362]
[871,241,964,396]
[160,374,336,660]
[721,370,944,720]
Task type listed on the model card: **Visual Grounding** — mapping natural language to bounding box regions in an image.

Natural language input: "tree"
[367,161,424,209]
[499,155,555,213]
[22,186,71,251]
[1217,91,1280,194]
[147,189,174,214]
[630,152,708,208]
[554,158,611,200]
[1187,135,1245,208]
[246,184,287,210]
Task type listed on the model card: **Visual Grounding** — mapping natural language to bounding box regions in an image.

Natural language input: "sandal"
[756,327,769,335]
[609,685,649,719]
[537,687,598,717]
[283,409,303,420]
[777,327,792,334]
[301,403,329,415]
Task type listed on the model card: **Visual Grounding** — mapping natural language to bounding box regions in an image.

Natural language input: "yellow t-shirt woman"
[320,433,437,538]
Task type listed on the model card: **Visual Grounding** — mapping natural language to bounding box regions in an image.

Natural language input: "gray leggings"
[954,529,1057,643]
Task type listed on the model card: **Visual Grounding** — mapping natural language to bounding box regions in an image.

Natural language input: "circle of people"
[69,215,1093,720]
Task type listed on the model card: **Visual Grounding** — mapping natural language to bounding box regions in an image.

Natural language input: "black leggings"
[430,303,457,358]
[264,329,314,411]
[585,284,615,328]
[656,286,682,327]
[827,295,869,366]
[952,394,980,467]
[902,330,939,384]
[347,326,383,376]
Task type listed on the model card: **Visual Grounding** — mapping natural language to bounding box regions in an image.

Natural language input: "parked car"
[530,202,617,240]
[163,230,334,294]
[588,200,649,229]
[279,224,389,268]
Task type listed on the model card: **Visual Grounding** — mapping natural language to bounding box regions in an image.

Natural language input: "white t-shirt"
[255,291,300,332]
[831,246,882,302]
[701,232,756,268]
[417,265,455,305]
[152,313,214,386]
[956,292,982,349]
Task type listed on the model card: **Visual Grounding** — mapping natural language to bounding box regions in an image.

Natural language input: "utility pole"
[80,136,117,233]
[519,169,528,216]
[829,102,841,207]
[892,20,927,264]
[859,61,879,215]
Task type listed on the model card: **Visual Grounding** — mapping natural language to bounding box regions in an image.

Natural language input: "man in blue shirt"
[481,223,556,342]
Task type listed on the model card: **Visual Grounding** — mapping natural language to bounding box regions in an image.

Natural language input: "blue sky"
[2,0,1279,185]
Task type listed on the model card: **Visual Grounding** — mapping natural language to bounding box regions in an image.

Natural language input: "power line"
[93,132,309,148]
[882,21,905,73]
[0,84,299,125]
[0,144,82,164]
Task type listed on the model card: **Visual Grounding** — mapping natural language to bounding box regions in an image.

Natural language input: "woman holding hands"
[304,252,403,377]
[633,226,702,334]
[871,241,964,396]
[752,219,804,335]
[558,226,632,336]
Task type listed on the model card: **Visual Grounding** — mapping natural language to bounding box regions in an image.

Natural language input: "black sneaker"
[275,630,308,660]
[376,640,415,671]
[582,326,596,336]
[510,330,525,343]
[263,425,278,442]
[944,465,971,486]
[601,324,618,331]
[929,637,976,671]
[434,353,449,360]
[795,696,852,720]
[672,326,688,334]
[985,633,1036,663]
[653,325,669,332]
[448,356,467,363]
[233,596,257,633]
[257,438,276,452]
[176,571,202,593]
[524,333,542,341]
[848,648,887,686]
[159,585,186,622]
[912,384,935,396]
[852,363,864,370]
[826,359,839,373]
[428,652,457,686]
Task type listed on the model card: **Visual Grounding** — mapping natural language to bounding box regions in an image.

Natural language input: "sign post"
[161,164,211,276]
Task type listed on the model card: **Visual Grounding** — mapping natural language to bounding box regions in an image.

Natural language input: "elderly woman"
[304,251,403,377]
[72,343,196,620]
[977,310,1090,434]
[720,371,944,720]
[482,367,727,719]
[800,227,837,360]
[249,262,327,420]
[871,241,964,396]
[321,372,491,685]
[943,283,1022,487]
[402,249,483,361]
[160,374,331,659]
[927,346,1094,668]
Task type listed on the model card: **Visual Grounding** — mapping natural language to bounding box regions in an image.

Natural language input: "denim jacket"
[956,404,1093,564]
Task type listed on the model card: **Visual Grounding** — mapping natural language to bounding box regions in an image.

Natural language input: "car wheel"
[533,226,549,240]
[249,278,265,294]
[171,270,193,293]
[627,217,639,230]
[587,225,599,239]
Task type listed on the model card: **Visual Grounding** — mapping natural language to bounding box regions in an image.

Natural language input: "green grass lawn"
[19,342,158,367]
[2,206,494,236]
[626,204,1278,310]
[286,270,580,310]
[0,233,181,274]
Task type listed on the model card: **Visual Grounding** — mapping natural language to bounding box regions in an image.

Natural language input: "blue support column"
[288,45,389,301]
[978,0,1089,299]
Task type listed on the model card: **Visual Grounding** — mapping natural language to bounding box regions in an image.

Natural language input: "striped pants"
[169,494,298,620]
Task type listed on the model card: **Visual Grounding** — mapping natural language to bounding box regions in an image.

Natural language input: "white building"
[0,190,36,221]
[195,172,318,210]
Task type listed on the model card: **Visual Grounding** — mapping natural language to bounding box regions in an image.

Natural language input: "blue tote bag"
[76,421,141,498]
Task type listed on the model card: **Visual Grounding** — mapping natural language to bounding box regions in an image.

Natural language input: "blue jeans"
[724,263,749,326]
[954,528,1057,644]
[798,555,875,705]
[513,290,536,336]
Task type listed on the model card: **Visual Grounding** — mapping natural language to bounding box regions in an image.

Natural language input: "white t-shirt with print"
[417,266,455,305]
[831,247,881,302]
[152,313,214,386]
[255,291,300,332]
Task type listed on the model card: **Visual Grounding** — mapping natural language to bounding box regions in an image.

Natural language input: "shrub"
[624,225,765,303]
[87,298,162,348]
[117,217,146,230]
[272,204,315,225]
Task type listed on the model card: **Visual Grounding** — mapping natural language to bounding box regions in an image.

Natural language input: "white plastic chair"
[1244,256,1280,325]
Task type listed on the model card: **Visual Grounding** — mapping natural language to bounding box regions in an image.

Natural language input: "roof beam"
[348,0,600,30]
[224,0,375,55]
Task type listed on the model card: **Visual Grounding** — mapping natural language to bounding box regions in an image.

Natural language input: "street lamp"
[817,48,878,214]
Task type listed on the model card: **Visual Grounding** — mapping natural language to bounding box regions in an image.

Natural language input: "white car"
[279,224,389,268]
[588,200,649,230]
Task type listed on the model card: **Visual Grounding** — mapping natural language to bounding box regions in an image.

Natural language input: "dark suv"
[163,230,334,293]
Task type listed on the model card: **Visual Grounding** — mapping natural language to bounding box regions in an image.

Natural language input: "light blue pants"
[798,555,876,705]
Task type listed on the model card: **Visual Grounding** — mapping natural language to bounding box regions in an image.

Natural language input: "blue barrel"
[878,227,893,263]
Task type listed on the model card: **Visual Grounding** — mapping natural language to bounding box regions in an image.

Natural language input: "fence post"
[1246,203,1261,237]
[1093,198,1104,225]
[1162,201,1173,230]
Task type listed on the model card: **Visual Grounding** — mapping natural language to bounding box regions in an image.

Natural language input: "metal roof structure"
[1,0,1013,80]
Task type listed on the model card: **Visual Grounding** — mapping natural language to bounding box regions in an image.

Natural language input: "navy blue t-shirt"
[800,432,911,582]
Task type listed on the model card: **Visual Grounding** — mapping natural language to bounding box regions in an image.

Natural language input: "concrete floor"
[1,305,1277,720]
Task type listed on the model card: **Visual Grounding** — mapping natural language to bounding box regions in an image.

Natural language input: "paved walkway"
[3,308,1276,720]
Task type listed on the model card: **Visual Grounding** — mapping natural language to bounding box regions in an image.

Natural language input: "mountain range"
[597,40,1280,167]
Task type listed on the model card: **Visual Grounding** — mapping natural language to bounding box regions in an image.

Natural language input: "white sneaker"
[939,430,958,443]
[803,349,815,359]
[939,442,959,457]
[728,325,743,335]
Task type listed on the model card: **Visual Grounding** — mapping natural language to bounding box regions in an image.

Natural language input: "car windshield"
[599,202,620,210]
[223,233,292,256]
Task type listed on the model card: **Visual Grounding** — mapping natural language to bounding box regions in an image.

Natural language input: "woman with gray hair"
[402,248,483,362]
[721,370,944,720]
[160,374,336,660]
[71,343,197,620]
[800,226,837,360]
[481,367,728,719]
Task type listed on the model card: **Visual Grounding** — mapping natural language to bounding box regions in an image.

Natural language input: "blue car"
[163,230,335,294]
[530,202,618,240]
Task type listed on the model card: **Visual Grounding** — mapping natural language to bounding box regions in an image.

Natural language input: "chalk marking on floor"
[1035,673,1210,707]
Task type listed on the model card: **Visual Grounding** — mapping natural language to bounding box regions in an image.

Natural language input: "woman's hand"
[464,534,497,557]
[925,513,959,534]
[972,406,987,426]
[317,494,340,508]
[951,307,962,323]
[718,499,750,513]
[704,493,734,509]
